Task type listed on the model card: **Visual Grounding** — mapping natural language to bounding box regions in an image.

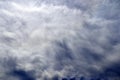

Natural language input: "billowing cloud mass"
[0,0,120,80]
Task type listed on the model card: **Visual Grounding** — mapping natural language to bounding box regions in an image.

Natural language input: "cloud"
[0,0,120,80]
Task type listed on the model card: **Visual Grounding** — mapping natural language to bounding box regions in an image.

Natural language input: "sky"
[0,0,120,80]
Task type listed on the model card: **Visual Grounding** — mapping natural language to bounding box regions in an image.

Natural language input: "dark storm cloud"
[0,0,120,80]
[10,69,35,80]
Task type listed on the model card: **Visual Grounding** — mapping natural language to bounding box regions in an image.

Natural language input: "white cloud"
[0,0,120,80]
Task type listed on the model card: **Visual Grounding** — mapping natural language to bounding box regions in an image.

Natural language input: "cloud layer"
[0,0,120,80]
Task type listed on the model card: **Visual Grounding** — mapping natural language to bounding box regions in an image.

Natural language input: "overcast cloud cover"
[0,0,120,80]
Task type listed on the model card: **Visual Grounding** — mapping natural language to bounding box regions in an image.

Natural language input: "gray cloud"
[0,0,120,80]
